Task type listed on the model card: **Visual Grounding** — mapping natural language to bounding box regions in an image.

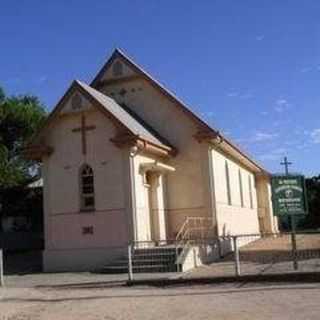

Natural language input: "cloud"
[300,67,312,73]
[300,64,320,73]
[258,148,287,161]
[261,111,268,116]
[256,35,265,41]
[239,92,254,100]
[274,98,290,113]
[205,111,214,118]
[310,128,320,143]
[226,90,253,99]
[296,143,310,150]
[251,132,278,142]
[226,92,239,97]
[276,99,287,104]
[237,131,278,144]
[38,76,48,83]
[4,77,21,85]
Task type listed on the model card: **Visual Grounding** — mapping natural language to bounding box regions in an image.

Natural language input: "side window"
[225,160,232,205]
[248,174,254,209]
[238,169,244,207]
[80,164,95,211]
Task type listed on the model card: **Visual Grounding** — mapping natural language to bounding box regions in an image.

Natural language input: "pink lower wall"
[47,210,128,250]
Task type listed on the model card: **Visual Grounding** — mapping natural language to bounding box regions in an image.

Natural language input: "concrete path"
[3,271,176,288]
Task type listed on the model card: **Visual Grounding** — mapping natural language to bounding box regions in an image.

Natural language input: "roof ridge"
[91,49,268,173]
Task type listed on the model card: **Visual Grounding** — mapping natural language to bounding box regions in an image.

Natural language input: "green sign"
[271,175,308,216]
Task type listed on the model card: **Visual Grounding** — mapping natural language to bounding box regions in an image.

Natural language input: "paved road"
[1,282,320,319]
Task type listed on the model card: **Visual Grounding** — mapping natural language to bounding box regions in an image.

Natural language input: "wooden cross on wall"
[72,114,96,155]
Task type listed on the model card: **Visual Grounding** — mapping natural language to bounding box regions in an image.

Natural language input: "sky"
[1,0,320,176]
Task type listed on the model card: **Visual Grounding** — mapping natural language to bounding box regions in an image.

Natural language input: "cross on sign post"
[280,156,292,176]
[279,156,297,241]
[72,114,96,155]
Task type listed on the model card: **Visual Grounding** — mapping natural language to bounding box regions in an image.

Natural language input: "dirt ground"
[1,282,320,320]
[241,233,320,251]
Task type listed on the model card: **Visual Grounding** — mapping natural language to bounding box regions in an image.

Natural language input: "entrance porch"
[133,159,175,243]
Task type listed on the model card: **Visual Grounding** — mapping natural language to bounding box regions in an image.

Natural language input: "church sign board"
[271,175,308,216]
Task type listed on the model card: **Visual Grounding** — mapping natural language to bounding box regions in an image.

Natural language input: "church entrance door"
[145,171,167,242]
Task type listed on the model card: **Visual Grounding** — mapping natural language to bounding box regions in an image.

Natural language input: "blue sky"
[1,1,320,176]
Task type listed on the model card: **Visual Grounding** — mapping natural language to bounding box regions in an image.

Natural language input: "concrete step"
[132,253,177,261]
[94,245,181,274]
[134,248,178,254]
[98,264,178,274]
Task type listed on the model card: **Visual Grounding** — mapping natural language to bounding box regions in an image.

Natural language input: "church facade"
[27,49,278,271]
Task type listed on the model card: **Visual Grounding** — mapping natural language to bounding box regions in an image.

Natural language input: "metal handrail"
[175,239,192,266]
[176,216,214,241]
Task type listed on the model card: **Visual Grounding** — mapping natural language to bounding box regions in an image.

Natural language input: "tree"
[0,87,47,234]
[305,176,320,228]
[0,89,47,188]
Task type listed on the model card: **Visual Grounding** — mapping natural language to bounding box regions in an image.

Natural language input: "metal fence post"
[217,237,223,258]
[233,236,241,276]
[291,231,298,270]
[0,249,4,287]
[128,244,133,281]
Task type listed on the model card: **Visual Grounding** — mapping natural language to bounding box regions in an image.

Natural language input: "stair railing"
[175,239,191,270]
[175,217,215,271]
[176,216,214,241]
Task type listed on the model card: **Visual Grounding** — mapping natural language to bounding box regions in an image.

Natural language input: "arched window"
[80,164,95,211]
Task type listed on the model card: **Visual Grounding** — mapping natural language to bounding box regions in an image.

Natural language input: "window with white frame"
[238,169,244,207]
[248,174,254,209]
[225,160,232,205]
[80,164,95,211]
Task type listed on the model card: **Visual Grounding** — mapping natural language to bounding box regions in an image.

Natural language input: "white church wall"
[102,79,212,238]
[42,101,129,271]
[211,148,260,236]
[256,175,279,233]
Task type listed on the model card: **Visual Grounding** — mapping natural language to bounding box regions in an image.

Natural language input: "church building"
[26,49,278,271]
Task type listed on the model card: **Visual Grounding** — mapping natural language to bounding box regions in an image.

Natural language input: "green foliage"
[0,87,47,188]
[304,175,320,228]
[278,177,320,230]
[1,186,43,232]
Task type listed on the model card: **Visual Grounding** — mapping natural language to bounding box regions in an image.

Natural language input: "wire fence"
[127,231,320,281]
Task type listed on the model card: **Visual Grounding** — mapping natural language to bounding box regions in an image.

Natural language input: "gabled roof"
[91,49,268,174]
[76,81,172,150]
[29,80,173,154]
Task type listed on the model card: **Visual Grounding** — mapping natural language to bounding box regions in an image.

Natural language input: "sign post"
[271,174,307,219]
[271,157,308,271]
